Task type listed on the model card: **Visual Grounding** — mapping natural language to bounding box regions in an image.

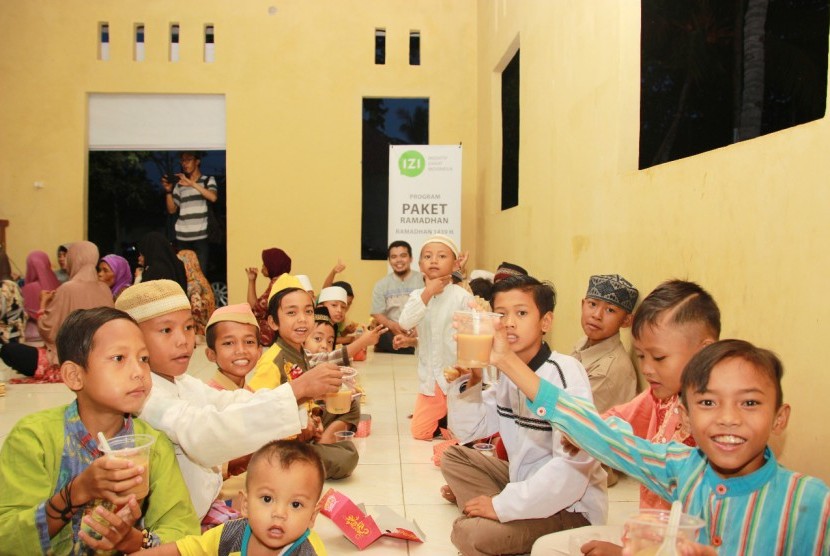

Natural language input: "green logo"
[398,150,425,177]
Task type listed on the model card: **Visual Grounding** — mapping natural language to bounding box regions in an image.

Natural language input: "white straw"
[472,311,480,334]
[97,431,112,453]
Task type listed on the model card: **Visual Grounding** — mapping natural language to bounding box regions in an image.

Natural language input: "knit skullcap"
[115,279,191,323]
[421,235,459,258]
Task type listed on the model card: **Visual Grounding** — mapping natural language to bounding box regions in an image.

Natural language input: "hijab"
[21,250,60,320]
[262,247,291,279]
[38,241,114,363]
[100,254,133,298]
[139,231,187,290]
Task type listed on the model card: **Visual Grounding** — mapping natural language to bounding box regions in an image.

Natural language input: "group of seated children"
[0,269,386,554]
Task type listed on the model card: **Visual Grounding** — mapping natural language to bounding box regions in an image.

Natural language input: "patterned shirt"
[0,279,26,343]
[527,379,830,554]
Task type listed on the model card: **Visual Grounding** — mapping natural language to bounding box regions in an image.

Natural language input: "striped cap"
[115,279,191,323]
[206,303,259,331]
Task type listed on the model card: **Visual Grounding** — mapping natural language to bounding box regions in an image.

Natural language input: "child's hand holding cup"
[454,311,501,368]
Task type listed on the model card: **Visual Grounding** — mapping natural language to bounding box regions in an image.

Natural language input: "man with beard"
[162,151,218,272]
[370,240,422,354]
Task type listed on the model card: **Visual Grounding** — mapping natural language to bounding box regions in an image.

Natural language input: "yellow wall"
[0,0,478,324]
[477,0,830,481]
[2,0,829,481]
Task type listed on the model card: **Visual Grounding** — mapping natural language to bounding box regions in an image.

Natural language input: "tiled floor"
[0,348,639,554]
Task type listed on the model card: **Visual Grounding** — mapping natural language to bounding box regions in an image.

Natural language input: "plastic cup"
[334,430,356,442]
[473,442,495,457]
[455,311,501,368]
[325,385,353,414]
[99,433,155,500]
[622,509,705,555]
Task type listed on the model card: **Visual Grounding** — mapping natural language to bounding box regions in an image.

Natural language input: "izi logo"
[398,150,425,177]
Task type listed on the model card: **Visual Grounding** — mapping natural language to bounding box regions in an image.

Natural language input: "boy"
[398,234,474,440]
[115,279,344,523]
[143,440,328,555]
[497,339,830,554]
[572,274,639,414]
[317,285,355,345]
[440,275,607,556]
[204,303,261,392]
[247,274,384,479]
[0,307,199,553]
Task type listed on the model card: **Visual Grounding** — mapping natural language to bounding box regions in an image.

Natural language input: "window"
[170,24,180,62]
[98,22,109,61]
[501,50,520,210]
[640,0,828,168]
[361,98,429,259]
[204,24,215,63]
[410,31,421,65]
[375,29,386,65]
[134,24,145,62]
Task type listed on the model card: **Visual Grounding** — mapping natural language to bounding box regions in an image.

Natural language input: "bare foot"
[440,485,456,503]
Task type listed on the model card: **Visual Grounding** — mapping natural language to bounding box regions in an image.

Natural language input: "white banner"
[388,145,462,262]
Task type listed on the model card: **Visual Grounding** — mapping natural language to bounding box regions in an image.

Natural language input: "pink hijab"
[21,250,60,320]
[38,241,114,364]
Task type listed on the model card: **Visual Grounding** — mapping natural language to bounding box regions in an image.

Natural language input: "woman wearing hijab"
[138,231,187,291]
[20,250,60,341]
[1,242,113,382]
[245,247,291,346]
[0,250,26,346]
[177,249,216,337]
[97,254,133,299]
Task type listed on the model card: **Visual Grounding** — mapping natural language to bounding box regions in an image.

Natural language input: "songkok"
[115,279,190,323]
[206,303,259,332]
[267,274,305,304]
[494,262,528,283]
[314,306,334,326]
[261,248,291,279]
[295,274,314,292]
[586,274,639,314]
[318,286,348,304]
[421,234,459,258]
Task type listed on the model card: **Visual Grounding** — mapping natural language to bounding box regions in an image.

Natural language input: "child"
[0,307,199,553]
[143,440,327,555]
[572,274,639,414]
[115,279,344,524]
[534,280,720,554]
[204,303,261,392]
[440,275,607,556]
[398,234,474,440]
[497,338,830,554]
[317,285,355,344]
[246,247,292,347]
[304,306,362,444]
[247,274,384,479]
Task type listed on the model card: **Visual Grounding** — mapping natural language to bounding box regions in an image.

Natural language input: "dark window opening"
[361,98,429,259]
[501,50,520,210]
[410,32,421,65]
[375,29,386,65]
[640,0,828,169]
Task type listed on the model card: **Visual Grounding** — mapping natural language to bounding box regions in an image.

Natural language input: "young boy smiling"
[204,303,262,391]
[143,440,328,555]
[440,275,607,556]
[0,307,198,553]
[116,280,343,523]
[495,339,830,554]
[398,235,473,440]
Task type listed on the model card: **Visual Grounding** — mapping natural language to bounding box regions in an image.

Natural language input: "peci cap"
[115,279,191,323]
[267,274,306,304]
[295,274,314,292]
[586,274,639,314]
[313,305,334,326]
[206,303,259,332]
[318,286,348,304]
[494,262,528,283]
[421,234,459,258]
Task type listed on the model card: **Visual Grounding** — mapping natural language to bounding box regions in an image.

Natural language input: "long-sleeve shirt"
[571,332,637,414]
[398,284,473,396]
[138,373,303,518]
[448,343,608,524]
[0,404,199,554]
[527,379,830,554]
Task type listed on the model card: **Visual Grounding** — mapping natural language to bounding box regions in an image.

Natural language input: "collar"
[703,446,777,497]
[211,370,244,391]
[574,332,622,362]
[528,342,553,373]
[65,400,133,458]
